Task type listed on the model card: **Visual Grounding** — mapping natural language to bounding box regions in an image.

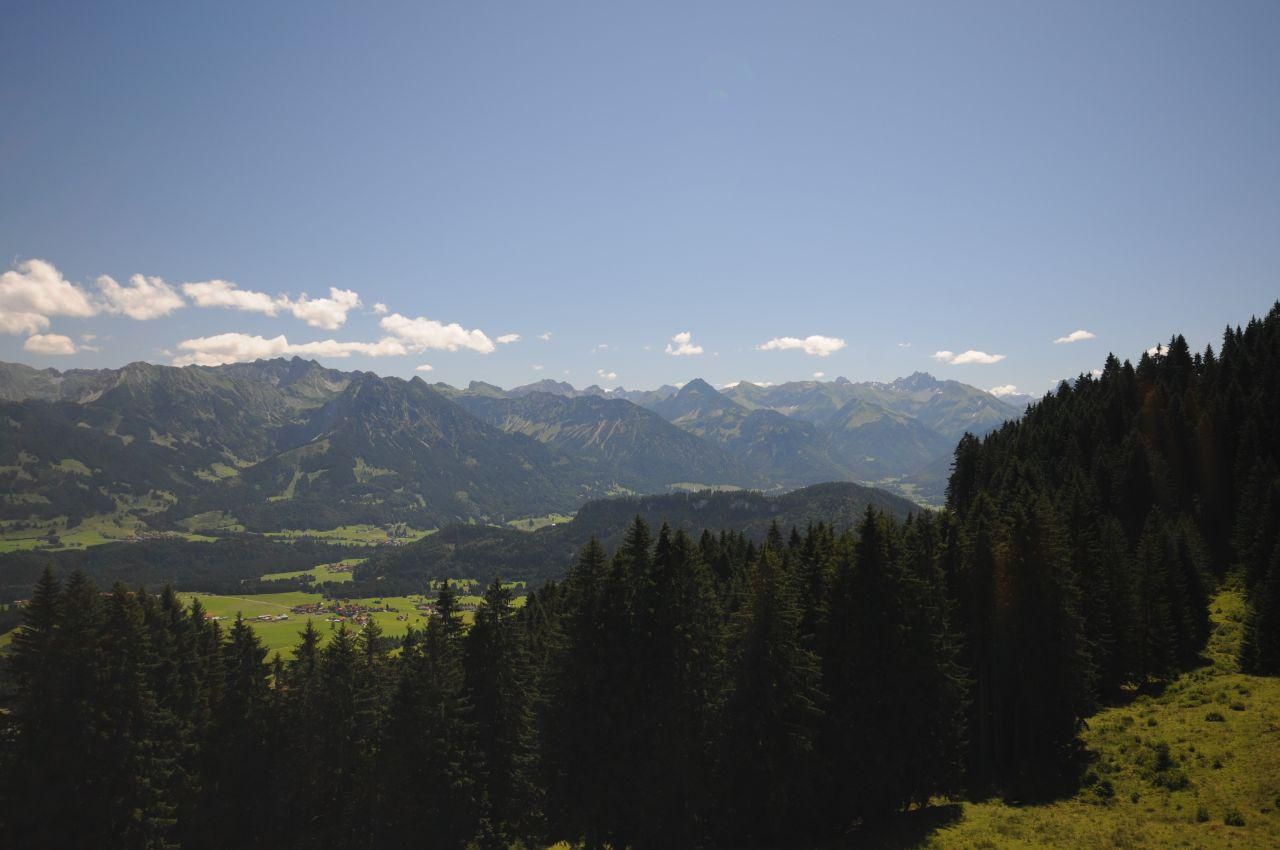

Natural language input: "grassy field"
[0,510,216,553]
[507,513,574,532]
[260,558,365,584]
[263,524,433,546]
[906,587,1280,850]
[181,587,527,658]
[180,591,433,657]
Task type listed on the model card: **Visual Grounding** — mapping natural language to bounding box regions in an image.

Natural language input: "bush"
[1223,807,1245,827]
[1195,805,1210,823]
[1205,711,1225,722]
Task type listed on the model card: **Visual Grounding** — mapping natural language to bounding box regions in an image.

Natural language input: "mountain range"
[0,358,1024,534]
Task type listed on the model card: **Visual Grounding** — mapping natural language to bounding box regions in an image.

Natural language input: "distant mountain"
[207,374,586,530]
[0,359,584,532]
[0,358,1022,538]
[507,378,580,398]
[354,481,921,590]
[451,390,759,493]
[821,397,957,480]
[652,379,847,486]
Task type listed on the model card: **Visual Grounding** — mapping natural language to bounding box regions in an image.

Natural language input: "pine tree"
[1241,543,1280,673]
[377,595,477,849]
[465,578,540,847]
[720,545,823,847]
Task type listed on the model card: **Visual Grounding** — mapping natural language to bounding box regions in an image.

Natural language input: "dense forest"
[2,305,1279,849]
[0,537,363,604]
[350,481,917,593]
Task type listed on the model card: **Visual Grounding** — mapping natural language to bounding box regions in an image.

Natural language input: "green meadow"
[181,587,527,658]
[904,587,1280,850]
[506,513,574,532]
[260,558,365,584]
[263,524,434,546]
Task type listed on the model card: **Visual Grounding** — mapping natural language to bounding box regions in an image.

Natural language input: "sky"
[2,1,1278,397]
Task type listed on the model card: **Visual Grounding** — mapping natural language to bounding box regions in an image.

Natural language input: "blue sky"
[2,1,1277,396]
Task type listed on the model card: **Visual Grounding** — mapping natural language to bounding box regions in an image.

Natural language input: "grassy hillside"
[905,587,1280,850]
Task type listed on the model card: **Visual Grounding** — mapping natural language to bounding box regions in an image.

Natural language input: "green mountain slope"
[452,390,759,493]
[352,480,918,591]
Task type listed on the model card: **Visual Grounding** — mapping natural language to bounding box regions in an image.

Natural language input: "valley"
[0,358,1024,552]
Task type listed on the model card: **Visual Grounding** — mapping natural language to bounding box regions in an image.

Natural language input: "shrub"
[1223,808,1245,827]
[1195,805,1210,823]
[1205,711,1225,722]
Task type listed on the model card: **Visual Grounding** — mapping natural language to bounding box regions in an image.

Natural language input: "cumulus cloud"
[1091,368,1103,377]
[757,335,846,357]
[665,331,703,356]
[932,349,1006,365]
[538,332,552,341]
[496,333,521,344]
[0,259,97,335]
[182,280,281,314]
[183,281,360,329]
[1054,329,1096,345]
[0,311,49,335]
[280,287,361,330]
[897,341,912,348]
[1146,344,1163,357]
[813,371,825,379]
[596,369,618,381]
[594,343,610,352]
[989,384,1020,397]
[380,313,496,354]
[23,333,77,355]
[373,302,389,315]
[172,333,408,366]
[96,274,185,320]
[415,364,434,372]
[532,364,544,371]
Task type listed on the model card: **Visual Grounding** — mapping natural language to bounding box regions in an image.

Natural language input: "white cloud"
[0,311,49,335]
[1091,368,1103,377]
[665,330,703,356]
[897,341,912,348]
[23,333,77,355]
[757,335,846,357]
[172,332,408,366]
[182,280,281,315]
[1054,329,1096,345]
[594,343,610,352]
[496,333,521,344]
[373,302,389,315]
[0,259,97,334]
[183,281,360,329]
[538,332,552,341]
[532,364,544,371]
[1146,344,1163,357]
[380,313,496,354]
[932,349,1006,365]
[989,384,1020,397]
[596,369,618,381]
[415,364,434,372]
[96,274,185,320]
[280,287,360,330]
[813,371,825,379]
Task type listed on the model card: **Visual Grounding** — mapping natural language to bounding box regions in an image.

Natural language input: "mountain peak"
[892,371,942,391]
[677,377,720,397]
[509,378,577,398]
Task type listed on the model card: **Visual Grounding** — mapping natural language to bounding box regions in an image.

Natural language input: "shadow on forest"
[816,803,964,850]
